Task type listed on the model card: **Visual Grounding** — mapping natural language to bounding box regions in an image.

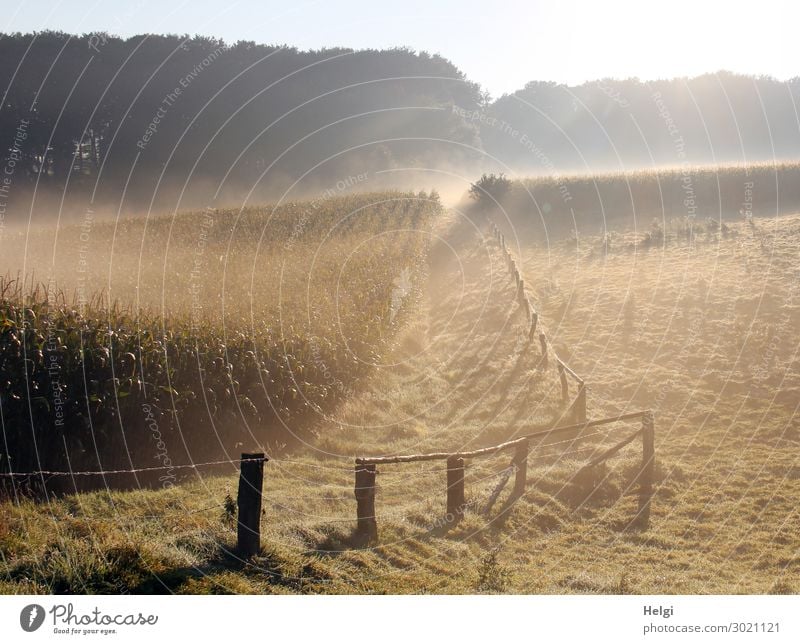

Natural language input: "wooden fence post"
[558,362,569,403]
[237,452,266,557]
[529,312,538,342]
[538,333,549,368]
[572,383,587,423]
[446,456,465,520]
[354,462,378,543]
[637,412,655,528]
[512,440,529,498]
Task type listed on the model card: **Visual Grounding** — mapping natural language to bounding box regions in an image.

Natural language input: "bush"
[468,173,512,208]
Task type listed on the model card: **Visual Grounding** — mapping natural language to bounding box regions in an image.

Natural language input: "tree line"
[0,31,484,215]
[1,31,798,218]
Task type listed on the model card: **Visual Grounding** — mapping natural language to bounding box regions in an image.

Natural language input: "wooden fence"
[351,410,654,543]
[488,218,587,424]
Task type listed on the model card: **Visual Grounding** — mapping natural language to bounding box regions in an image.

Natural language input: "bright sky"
[3,0,796,97]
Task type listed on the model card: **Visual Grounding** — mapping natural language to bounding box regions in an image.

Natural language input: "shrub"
[468,173,512,208]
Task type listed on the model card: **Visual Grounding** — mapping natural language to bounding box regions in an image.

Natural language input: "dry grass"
[507,212,800,593]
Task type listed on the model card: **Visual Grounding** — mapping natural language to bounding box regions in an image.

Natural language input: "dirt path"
[313,210,563,459]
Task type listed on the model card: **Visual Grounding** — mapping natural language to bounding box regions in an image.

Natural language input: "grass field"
[498,210,800,593]
[0,196,798,594]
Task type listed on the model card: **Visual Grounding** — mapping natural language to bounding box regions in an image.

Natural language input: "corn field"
[495,162,800,237]
[0,192,440,492]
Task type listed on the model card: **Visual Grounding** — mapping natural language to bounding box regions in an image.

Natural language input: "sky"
[2,0,796,97]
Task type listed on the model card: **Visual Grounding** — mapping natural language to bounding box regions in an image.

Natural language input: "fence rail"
[557,356,584,385]
[356,411,647,465]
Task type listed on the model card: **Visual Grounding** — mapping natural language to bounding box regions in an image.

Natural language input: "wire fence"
[0,455,361,480]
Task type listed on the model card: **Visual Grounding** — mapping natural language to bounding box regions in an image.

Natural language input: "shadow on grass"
[134,542,334,594]
[313,505,475,557]
[6,538,326,594]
